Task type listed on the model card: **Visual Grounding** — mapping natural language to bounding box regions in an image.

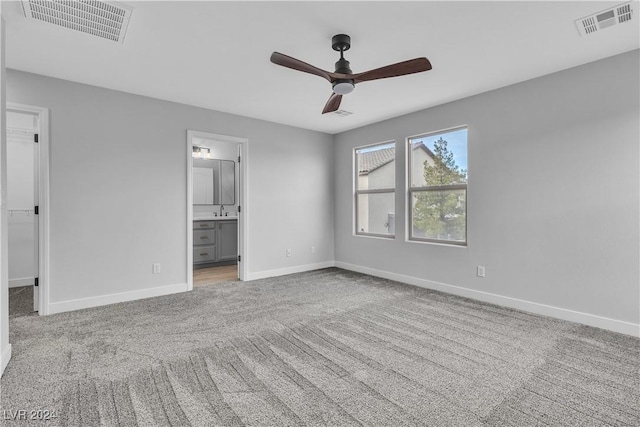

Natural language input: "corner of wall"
[246,261,336,281]
[1,344,11,376]
[0,9,13,377]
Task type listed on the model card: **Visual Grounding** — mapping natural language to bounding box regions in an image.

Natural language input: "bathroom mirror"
[218,160,235,205]
[193,159,235,205]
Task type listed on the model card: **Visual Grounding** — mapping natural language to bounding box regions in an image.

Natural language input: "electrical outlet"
[477,266,485,278]
[286,248,292,257]
[153,263,161,274]
[311,246,316,254]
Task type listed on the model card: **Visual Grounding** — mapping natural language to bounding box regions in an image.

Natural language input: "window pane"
[409,128,467,188]
[356,142,395,190]
[411,189,466,242]
[357,192,395,236]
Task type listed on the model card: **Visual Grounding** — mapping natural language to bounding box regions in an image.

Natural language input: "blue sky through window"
[413,128,467,172]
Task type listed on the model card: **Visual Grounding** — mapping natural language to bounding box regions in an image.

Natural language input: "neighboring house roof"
[358,147,395,175]
[359,143,434,175]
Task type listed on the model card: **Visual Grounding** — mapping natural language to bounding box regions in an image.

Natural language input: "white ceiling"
[3,1,639,134]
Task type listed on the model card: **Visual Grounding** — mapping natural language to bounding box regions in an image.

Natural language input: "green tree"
[413,137,467,240]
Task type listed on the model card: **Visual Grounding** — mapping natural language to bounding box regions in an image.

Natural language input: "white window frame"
[354,140,396,239]
[407,126,468,246]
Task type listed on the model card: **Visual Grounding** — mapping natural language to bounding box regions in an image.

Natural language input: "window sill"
[406,238,467,248]
[354,232,395,240]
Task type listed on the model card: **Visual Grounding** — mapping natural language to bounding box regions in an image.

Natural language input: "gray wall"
[334,50,639,325]
[6,70,334,305]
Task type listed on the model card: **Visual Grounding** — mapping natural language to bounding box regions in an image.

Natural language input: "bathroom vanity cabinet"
[193,220,216,264]
[193,219,237,265]
[217,220,238,261]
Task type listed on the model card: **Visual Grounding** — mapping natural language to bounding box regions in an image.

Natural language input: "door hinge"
[34,206,39,215]
[34,133,39,143]
[237,206,241,213]
[238,156,241,163]
[34,277,39,287]
[237,255,241,262]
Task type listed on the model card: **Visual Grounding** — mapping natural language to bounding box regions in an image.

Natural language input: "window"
[355,141,396,237]
[408,127,468,245]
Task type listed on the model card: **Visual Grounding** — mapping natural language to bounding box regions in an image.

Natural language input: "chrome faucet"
[219,205,225,216]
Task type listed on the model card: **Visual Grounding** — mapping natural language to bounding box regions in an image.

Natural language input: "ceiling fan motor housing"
[333,59,354,94]
[332,35,354,94]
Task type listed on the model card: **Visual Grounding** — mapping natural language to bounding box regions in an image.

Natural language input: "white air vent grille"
[576,2,634,36]
[333,110,353,117]
[581,16,598,34]
[618,3,633,23]
[21,0,132,43]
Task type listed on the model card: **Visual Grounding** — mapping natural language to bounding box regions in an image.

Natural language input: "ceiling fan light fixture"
[333,80,355,95]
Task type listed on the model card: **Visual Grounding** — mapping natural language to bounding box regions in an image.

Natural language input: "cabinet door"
[193,245,216,263]
[217,221,238,261]
[193,229,215,246]
[194,221,215,230]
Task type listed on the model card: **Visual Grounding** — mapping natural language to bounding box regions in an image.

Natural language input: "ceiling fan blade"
[353,58,432,84]
[322,93,342,114]
[270,52,332,82]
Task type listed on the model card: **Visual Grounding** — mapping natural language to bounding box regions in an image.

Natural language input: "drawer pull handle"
[199,224,208,227]
[200,236,208,240]
[200,252,209,256]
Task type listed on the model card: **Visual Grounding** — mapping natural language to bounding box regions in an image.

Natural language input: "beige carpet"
[2,268,638,426]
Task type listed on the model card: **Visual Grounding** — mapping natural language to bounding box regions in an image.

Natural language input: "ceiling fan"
[270,34,432,114]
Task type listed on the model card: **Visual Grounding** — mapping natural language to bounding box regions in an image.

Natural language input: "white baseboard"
[9,277,34,288]
[335,261,640,337]
[246,261,336,281]
[1,344,12,377]
[47,283,189,315]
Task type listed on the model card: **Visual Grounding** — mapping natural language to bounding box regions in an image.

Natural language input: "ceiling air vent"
[576,2,634,36]
[333,110,353,117]
[21,0,133,43]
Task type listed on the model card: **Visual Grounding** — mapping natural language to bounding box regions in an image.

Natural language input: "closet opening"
[6,104,49,316]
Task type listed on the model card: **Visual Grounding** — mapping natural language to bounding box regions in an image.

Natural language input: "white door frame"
[6,103,50,315]
[186,130,248,289]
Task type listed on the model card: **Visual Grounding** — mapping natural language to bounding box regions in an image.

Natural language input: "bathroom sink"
[193,215,237,221]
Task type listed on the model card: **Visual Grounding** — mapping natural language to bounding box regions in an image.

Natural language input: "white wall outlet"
[311,246,316,254]
[286,248,292,257]
[477,265,485,278]
[152,263,161,274]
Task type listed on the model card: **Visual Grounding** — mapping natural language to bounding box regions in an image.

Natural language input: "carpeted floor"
[1,268,638,426]
[8,286,35,318]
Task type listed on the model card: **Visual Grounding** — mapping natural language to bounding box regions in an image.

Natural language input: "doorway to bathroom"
[186,131,247,289]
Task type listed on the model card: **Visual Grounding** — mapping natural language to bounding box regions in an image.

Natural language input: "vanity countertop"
[193,216,237,221]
